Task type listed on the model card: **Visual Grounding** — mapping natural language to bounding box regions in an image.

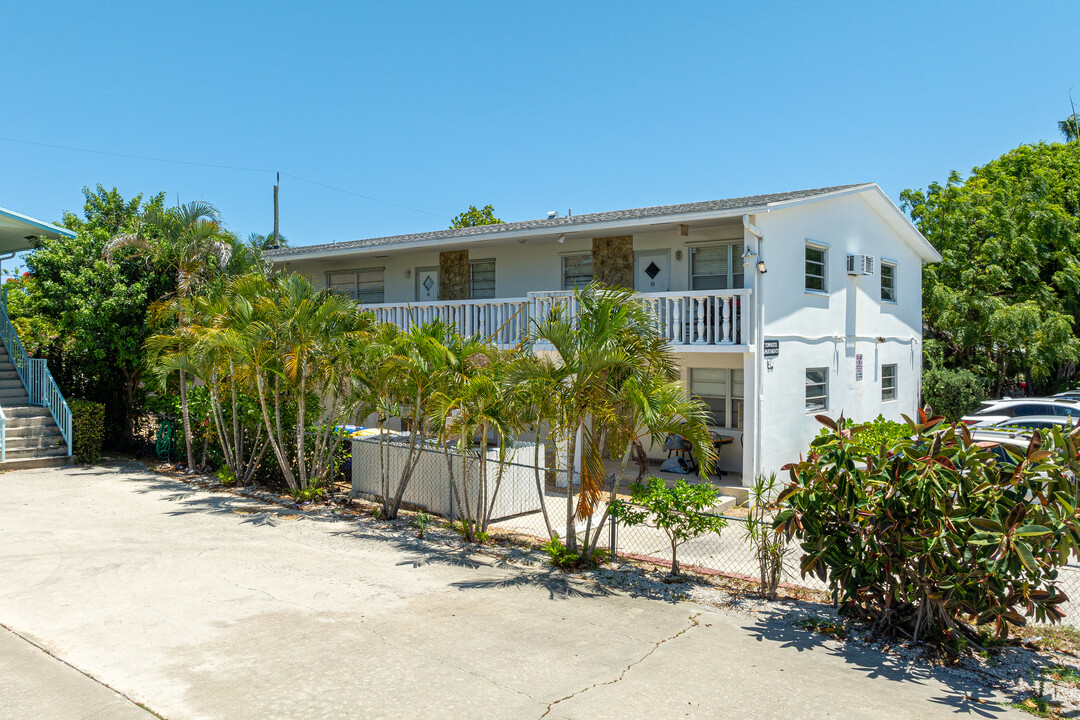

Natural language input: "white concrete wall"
[752,193,924,480]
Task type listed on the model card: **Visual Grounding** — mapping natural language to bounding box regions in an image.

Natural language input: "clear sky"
[1,1,1077,247]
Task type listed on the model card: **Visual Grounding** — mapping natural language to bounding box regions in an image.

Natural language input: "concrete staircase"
[0,346,70,469]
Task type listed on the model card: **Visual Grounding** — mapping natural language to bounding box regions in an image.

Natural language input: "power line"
[0,135,450,220]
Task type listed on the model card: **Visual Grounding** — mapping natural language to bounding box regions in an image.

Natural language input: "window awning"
[0,206,74,254]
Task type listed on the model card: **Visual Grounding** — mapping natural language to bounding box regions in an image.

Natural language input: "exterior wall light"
[757,260,768,274]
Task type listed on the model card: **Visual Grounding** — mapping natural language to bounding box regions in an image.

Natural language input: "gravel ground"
[150,460,1080,718]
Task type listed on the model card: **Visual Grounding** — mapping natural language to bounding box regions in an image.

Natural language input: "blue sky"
[1,1,1077,247]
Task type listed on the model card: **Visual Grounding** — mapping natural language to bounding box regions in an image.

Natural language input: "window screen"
[882,364,897,402]
[470,259,495,299]
[562,254,593,290]
[689,368,744,429]
[326,268,385,304]
[690,243,744,291]
[806,367,828,412]
[805,245,827,292]
[881,263,897,302]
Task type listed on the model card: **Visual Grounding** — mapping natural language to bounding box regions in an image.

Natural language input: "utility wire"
[0,135,450,220]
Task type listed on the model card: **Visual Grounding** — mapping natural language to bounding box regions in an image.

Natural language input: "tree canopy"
[7,185,175,445]
[901,140,1080,394]
[450,204,503,228]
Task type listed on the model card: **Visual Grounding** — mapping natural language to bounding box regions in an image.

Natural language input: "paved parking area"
[0,462,1023,719]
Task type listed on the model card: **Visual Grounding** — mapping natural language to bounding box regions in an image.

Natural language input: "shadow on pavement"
[744,610,1048,717]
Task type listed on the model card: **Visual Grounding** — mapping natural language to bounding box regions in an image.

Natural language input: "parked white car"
[974,415,1078,432]
[961,398,1080,426]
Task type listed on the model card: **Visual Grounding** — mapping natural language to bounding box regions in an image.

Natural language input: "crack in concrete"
[539,613,701,719]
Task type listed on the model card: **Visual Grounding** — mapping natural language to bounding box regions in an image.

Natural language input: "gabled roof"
[268,183,940,264]
[0,206,74,254]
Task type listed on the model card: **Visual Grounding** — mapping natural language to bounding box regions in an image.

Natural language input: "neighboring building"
[0,205,76,467]
[268,184,940,484]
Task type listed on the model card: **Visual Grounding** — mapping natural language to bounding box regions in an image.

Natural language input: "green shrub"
[816,414,911,454]
[777,411,1080,651]
[542,534,581,570]
[922,367,986,421]
[610,477,727,577]
[69,399,106,464]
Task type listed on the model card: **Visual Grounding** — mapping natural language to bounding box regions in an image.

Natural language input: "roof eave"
[269,204,773,264]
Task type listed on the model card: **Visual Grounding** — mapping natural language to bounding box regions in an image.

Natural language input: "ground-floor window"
[806,367,828,412]
[882,363,897,402]
[689,368,744,429]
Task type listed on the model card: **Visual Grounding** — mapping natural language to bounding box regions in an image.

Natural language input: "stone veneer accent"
[439,250,470,300]
[591,236,634,289]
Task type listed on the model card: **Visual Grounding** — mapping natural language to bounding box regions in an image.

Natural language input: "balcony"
[365,288,752,352]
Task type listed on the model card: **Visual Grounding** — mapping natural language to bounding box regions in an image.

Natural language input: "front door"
[416,266,439,301]
[635,250,670,292]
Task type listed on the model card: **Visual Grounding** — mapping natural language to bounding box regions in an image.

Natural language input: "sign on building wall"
[763,339,779,358]
[856,353,863,381]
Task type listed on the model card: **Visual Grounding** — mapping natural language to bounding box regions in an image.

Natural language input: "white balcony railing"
[369,297,531,349]
[365,288,751,350]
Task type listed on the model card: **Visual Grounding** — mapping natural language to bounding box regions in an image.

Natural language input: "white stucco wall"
[752,193,925,479]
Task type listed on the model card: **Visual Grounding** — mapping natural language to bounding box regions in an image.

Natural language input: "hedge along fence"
[70,399,106,464]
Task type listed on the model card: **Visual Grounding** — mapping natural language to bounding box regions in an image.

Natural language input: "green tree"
[609,477,726,577]
[450,204,503,228]
[7,185,173,447]
[901,140,1080,395]
[106,200,239,469]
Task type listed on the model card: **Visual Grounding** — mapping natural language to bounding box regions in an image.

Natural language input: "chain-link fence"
[350,435,1080,620]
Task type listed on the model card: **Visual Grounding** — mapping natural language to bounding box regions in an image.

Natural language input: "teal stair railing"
[0,286,72,459]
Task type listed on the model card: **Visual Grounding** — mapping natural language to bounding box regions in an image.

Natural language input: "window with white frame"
[806,367,828,412]
[690,242,745,291]
[881,262,897,302]
[470,259,495,299]
[689,368,744,429]
[882,364,897,402]
[326,268,385,304]
[562,253,593,290]
[805,244,827,292]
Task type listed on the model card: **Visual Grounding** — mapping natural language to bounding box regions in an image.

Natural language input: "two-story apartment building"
[268,183,940,484]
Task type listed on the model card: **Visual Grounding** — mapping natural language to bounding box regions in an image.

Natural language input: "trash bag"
[659,456,690,474]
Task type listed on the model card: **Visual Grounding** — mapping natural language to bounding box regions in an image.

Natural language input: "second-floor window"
[881,262,897,302]
[327,268,385,304]
[690,242,745,290]
[805,244,827,292]
[689,368,744,429]
[470,259,495,299]
[562,253,593,290]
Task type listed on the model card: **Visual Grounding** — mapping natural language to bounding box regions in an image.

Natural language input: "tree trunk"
[565,421,578,552]
[179,369,195,470]
[670,536,680,577]
[533,425,554,539]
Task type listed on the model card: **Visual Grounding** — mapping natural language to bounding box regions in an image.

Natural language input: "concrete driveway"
[0,462,1022,719]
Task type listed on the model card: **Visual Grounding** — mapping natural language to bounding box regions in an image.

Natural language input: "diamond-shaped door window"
[645,262,661,279]
[422,276,435,292]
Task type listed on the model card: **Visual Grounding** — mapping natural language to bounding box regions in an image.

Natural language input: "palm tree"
[579,372,716,563]
[105,201,236,470]
[521,283,676,553]
[1061,114,1080,142]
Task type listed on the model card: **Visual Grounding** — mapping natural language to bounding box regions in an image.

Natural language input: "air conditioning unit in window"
[846,254,874,275]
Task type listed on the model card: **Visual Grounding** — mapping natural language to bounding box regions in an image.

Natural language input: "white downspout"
[743,215,764,484]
